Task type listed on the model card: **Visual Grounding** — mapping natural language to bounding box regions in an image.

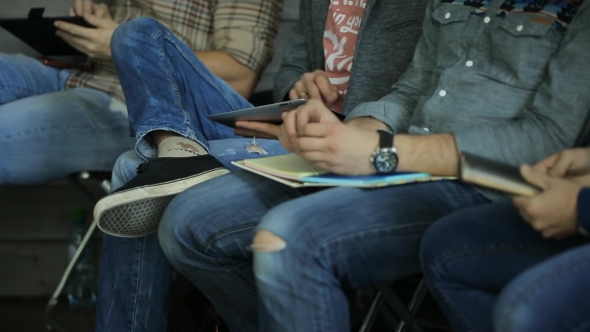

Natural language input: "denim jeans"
[157,170,489,332]
[0,53,134,184]
[96,18,288,332]
[420,201,590,332]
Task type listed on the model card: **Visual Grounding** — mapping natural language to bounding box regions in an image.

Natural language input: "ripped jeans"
[95,18,287,332]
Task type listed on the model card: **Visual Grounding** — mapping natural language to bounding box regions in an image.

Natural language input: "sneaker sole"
[95,168,229,237]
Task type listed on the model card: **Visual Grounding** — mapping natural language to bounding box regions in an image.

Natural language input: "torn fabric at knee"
[251,229,286,252]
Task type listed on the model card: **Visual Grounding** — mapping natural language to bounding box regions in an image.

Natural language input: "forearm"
[394,133,460,176]
[195,51,258,98]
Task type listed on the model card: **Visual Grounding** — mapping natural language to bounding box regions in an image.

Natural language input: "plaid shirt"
[65,0,282,101]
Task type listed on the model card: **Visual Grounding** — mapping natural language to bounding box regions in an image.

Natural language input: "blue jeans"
[0,53,134,184]
[420,201,590,332]
[157,170,489,332]
[96,18,288,332]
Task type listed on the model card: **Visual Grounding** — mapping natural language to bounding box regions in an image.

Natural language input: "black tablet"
[209,99,347,128]
[0,13,94,56]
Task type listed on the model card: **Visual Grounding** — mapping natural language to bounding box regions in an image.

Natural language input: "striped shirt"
[65,0,282,101]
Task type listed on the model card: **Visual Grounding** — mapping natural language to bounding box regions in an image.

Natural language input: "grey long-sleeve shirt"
[347,0,590,179]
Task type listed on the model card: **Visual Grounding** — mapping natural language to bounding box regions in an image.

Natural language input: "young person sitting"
[94,0,428,330]
[153,0,590,331]
[421,144,590,332]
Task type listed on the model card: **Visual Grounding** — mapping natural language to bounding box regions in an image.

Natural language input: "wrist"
[346,117,388,131]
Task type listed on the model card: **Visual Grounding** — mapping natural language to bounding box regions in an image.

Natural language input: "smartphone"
[41,59,92,71]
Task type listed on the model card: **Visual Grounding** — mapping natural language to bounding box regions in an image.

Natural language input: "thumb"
[84,14,117,28]
[520,164,550,190]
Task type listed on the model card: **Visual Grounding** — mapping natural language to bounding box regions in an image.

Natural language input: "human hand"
[289,70,339,104]
[289,100,378,175]
[513,164,582,239]
[534,147,590,185]
[235,114,295,152]
[69,0,111,18]
[55,14,119,59]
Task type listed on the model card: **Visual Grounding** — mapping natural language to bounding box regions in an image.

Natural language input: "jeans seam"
[130,237,145,332]
[203,221,260,289]
[0,85,37,96]
[500,257,590,332]
[430,244,561,273]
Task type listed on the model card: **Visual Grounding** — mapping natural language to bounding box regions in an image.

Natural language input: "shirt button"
[439,90,447,97]
[445,13,451,19]
[466,60,474,67]
[484,17,491,23]
[423,127,430,132]
[516,25,524,32]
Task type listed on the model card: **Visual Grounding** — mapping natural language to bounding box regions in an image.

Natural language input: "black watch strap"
[377,130,394,149]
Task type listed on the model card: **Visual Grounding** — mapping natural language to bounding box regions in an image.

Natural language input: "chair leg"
[45,175,110,331]
[378,284,426,332]
[395,280,429,332]
[45,220,98,331]
[358,292,384,332]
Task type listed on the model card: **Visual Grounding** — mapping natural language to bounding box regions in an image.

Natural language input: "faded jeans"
[0,53,133,184]
[157,171,490,332]
[95,18,287,332]
[420,201,590,332]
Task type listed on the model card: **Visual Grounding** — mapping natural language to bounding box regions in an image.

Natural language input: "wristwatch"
[370,130,398,174]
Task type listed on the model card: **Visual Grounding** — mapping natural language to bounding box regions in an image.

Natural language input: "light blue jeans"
[0,53,134,185]
[96,18,288,332]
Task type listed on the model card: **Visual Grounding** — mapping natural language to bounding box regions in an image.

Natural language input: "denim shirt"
[347,0,590,170]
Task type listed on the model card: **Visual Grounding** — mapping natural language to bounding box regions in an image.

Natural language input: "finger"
[313,74,338,103]
[541,227,562,239]
[299,123,332,138]
[82,0,93,15]
[520,164,549,190]
[233,128,276,139]
[55,21,94,39]
[533,153,558,174]
[235,121,280,137]
[294,137,329,153]
[56,31,92,54]
[283,111,298,139]
[513,197,533,222]
[94,3,110,18]
[69,6,76,16]
[74,0,84,16]
[302,75,322,100]
[84,14,116,28]
[289,88,299,101]
[549,152,575,177]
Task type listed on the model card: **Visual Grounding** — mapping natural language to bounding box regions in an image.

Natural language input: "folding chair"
[358,280,429,332]
[45,171,111,332]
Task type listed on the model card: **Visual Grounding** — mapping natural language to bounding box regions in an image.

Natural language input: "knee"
[252,230,287,253]
[111,17,162,58]
[419,221,454,276]
[158,197,192,266]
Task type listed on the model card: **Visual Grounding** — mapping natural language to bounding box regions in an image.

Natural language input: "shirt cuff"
[577,187,590,236]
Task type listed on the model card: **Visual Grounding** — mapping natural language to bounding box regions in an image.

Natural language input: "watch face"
[373,149,398,173]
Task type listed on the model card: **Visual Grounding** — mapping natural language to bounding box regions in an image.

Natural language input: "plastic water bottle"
[67,209,96,309]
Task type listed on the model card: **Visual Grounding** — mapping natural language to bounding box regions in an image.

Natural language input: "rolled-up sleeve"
[212,0,283,74]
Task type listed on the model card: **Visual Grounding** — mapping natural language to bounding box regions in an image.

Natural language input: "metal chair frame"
[45,172,111,332]
[359,280,429,332]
